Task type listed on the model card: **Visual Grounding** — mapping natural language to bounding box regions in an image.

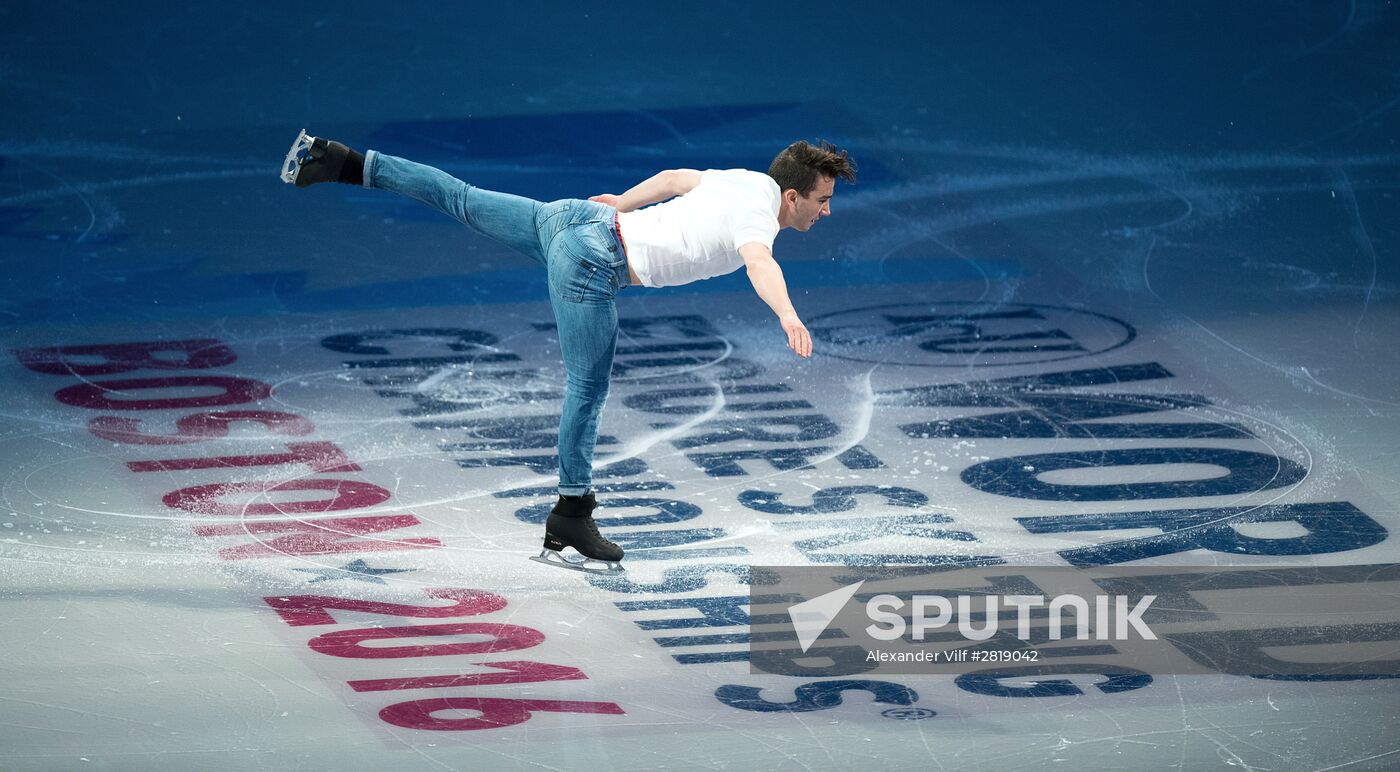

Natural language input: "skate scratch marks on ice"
[0,168,269,207]
[1142,234,1397,410]
[800,365,878,469]
[593,379,726,467]
[676,366,888,504]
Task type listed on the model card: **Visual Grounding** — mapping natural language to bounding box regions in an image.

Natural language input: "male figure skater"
[281,130,856,572]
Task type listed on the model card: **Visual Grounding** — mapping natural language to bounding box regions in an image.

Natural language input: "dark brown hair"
[767,140,857,195]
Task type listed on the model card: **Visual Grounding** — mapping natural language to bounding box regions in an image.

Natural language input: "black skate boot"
[530,492,624,574]
[279,128,364,187]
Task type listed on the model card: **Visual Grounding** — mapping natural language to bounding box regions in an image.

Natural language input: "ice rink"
[3,3,1399,769]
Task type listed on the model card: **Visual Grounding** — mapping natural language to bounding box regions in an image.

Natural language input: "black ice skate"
[279,128,362,187]
[530,493,624,574]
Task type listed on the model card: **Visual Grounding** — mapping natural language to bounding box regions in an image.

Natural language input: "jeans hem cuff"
[362,149,378,188]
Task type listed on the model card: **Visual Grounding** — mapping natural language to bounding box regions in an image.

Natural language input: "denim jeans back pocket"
[587,219,629,292]
[549,225,617,304]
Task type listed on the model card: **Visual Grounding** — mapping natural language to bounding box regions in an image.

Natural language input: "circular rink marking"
[807,301,1137,368]
[882,707,938,721]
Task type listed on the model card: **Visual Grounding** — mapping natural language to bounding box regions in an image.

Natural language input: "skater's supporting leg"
[550,282,618,497]
[541,492,623,565]
[363,150,549,264]
[543,204,628,497]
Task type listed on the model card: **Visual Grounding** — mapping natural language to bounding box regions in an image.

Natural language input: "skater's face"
[785,175,836,232]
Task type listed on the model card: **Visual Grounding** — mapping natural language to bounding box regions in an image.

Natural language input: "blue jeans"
[365,150,630,497]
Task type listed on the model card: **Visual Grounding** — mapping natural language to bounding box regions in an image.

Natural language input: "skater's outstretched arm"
[738,242,811,359]
[589,169,702,212]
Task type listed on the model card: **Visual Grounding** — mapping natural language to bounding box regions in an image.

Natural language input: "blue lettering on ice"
[956,667,1152,697]
[777,514,979,565]
[671,652,753,664]
[903,393,1250,440]
[494,480,677,499]
[688,445,883,477]
[885,307,1086,355]
[457,455,648,477]
[608,529,749,560]
[585,564,751,593]
[614,596,762,629]
[428,414,615,451]
[738,484,928,514]
[880,362,1169,404]
[651,628,848,650]
[715,681,919,713]
[389,384,559,416]
[881,362,1175,404]
[321,328,499,356]
[671,415,841,449]
[1018,502,1387,565]
[884,361,1251,440]
[963,448,1307,501]
[624,384,811,415]
[737,484,1004,566]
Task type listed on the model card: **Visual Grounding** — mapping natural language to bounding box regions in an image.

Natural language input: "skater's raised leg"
[282,129,548,264]
[281,130,364,187]
[364,151,551,263]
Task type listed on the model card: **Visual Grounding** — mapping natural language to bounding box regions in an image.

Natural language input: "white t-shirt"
[617,169,781,288]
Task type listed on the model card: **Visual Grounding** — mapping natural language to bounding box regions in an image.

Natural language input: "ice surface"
[3,2,1398,769]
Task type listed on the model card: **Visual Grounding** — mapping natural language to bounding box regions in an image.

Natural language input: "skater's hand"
[780,313,812,358]
[589,193,622,208]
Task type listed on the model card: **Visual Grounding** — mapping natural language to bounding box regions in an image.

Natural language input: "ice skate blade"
[279,128,316,185]
[530,549,624,575]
